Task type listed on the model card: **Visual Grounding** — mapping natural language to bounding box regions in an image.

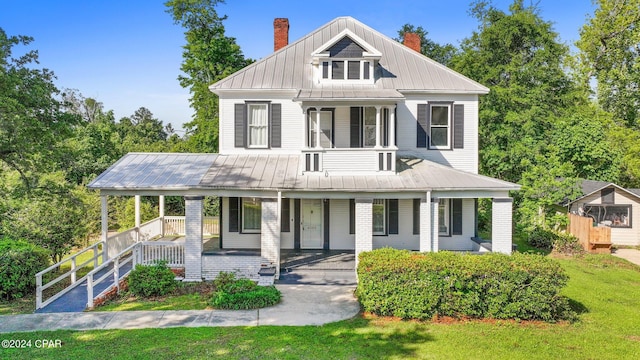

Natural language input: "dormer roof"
[209,16,489,94]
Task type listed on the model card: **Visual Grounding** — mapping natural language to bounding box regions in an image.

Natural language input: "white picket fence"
[135,241,185,267]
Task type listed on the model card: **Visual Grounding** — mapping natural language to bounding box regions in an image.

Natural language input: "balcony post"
[375,106,382,148]
[389,105,396,148]
[135,195,141,242]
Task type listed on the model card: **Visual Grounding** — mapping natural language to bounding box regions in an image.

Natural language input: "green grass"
[97,282,215,311]
[2,253,640,359]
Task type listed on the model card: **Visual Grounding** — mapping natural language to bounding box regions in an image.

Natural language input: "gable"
[329,37,365,58]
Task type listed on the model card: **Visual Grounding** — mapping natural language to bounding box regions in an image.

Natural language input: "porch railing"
[301,148,396,173]
[35,241,105,310]
[136,241,185,267]
[164,216,219,236]
[86,242,137,309]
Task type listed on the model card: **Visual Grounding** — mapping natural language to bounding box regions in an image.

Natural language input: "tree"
[0,28,78,186]
[576,0,640,128]
[165,0,252,152]
[396,24,458,66]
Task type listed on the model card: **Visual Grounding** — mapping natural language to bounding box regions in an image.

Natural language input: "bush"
[127,260,177,298]
[553,232,584,255]
[0,238,50,300]
[356,248,576,322]
[527,227,558,249]
[210,272,280,310]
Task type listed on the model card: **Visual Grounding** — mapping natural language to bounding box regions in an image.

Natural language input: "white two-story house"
[89,17,519,282]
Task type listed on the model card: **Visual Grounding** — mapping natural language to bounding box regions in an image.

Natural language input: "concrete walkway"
[0,284,359,333]
[612,248,640,266]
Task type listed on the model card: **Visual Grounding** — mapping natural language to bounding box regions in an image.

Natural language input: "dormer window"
[312,30,381,85]
[321,60,371,80]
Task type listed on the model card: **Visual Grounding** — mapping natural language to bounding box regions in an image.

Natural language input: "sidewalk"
[612,248,640,266]
[0,284,359,333]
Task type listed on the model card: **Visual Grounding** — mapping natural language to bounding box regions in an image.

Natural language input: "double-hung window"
[248,103,268,148]
[430,105,451,149]
[242,198,261,233]
[438,199,450,235]
[372,199,386,235]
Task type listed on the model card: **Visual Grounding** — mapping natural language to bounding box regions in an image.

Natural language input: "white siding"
[221,197,260,248]
[329,199,355,249]
[397,94,479,173]
[373,199,420,250]
[219,94,304,154]
[571,189,640,246]
[437,199,476,251]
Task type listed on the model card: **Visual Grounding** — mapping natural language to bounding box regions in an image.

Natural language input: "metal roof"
[89,153,519,193]
[295,89,404,102]
[209,17,489,94]
[88,153,217,190]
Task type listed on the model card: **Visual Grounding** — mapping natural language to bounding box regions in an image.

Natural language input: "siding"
[221,197,261,248]
[329,199,355,249]
[570,190,640,246]
[397,94,479,174]
[372,199,420,250]
[437,198,475,251]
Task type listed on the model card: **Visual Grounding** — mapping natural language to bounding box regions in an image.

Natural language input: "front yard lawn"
[2,253,640,359]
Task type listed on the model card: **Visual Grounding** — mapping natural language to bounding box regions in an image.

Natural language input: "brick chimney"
[274,18,289,52]
[403,32,421,52]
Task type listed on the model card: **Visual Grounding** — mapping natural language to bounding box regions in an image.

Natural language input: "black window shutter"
[452,199,463,235]
[281,198,290,232]
[417,104,430,148]
[413,199,420,235]
[234,104,246,148]
[294,199,301,249]
[229,197,240,232]
[601,188,614,204]
[271,103,282,148]
[323,200,330,250]
[388,199,399,235]
[349,199,355,234]
[453,104,464,149]
[350,107,361,148]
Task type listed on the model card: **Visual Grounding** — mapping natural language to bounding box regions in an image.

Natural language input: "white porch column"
[492,198,513,254]
[134,195,141,242]
[261,198,281,277]
[419,192,432,252]
[184,196,203,281]
[375,106,382,148]
[355,199,373,265]
[101,195,109,260]
[159,195,165,237]
[315,108,322,149]
[389,105,396,148]
[431,197,439,252]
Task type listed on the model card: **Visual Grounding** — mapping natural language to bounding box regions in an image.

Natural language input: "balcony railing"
[301,148,396,174]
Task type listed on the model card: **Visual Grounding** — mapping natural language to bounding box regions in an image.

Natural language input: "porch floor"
[279,250,356,285]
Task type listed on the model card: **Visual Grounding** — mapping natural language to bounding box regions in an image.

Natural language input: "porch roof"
[88,153,519,194]
[294,89,404,102]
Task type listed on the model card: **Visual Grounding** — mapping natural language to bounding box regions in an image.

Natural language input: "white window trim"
[247,103,269,149]
[429,104,451,150]
[319,60,374,84]
[241,198,261,233]
[438,199,450,236]
[372,199,386,235]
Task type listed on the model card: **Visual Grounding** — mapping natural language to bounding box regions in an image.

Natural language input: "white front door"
[302,199,323,249]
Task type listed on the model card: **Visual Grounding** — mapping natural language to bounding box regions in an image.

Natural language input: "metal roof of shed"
[209,17,489,94]
[88,153,519,193]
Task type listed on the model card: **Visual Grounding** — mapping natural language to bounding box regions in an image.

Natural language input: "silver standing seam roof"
[88,153,520,193]
[209,16,489,94]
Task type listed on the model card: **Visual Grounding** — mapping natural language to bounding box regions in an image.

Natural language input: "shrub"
[210,272,280,310]
[527,227,558,249]
[0,238,50,300]
[356,248,576,322]
[127,260,177,298]
[553,232,584,255]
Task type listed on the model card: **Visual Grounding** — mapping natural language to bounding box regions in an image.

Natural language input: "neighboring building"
[89,17,520,282]
[568,180,640,246]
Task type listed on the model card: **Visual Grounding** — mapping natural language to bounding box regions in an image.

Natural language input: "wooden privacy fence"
[568,213,612,254]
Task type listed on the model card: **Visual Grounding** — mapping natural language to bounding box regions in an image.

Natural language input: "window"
[430,105,450,148]
[242,198,261,232]
[438,199,450,235]
[583,204,631,228]
[363,107,377,147]
[308,110,333,148]
[247,103,268,148]
[372,199,386,235]
[321,60,372,81]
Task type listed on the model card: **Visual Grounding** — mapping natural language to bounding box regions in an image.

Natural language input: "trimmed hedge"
[356,248,575,322]
[0,238,50,300]
[210,272,281,310]
[127,260,177,298]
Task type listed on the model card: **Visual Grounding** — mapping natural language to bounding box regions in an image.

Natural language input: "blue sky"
[0,1,595,131]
